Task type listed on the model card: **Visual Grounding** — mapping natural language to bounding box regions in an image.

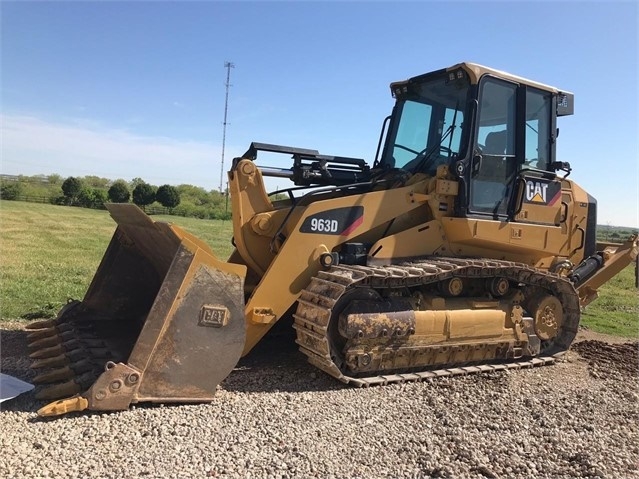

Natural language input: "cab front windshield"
[381,74,469,175]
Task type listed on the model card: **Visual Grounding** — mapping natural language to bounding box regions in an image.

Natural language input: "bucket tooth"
[26,322,86,342]
[58,322,94,334]
[39,337,101,353]
[56,322,79,333]
[29,344,65,360]
[27,325,94,349]
[35,344,111,366]
[33,366,75,384]
[27,327,58,342]
[59,338,82,351]
[33,359,96,384]
[38,395,88,417]
[32,354,70,369]
[66,347,111,363]
[58,330,80,342]
[30,340,97,361]
[64,349,89,364]
[28,335,63,350]
[35,381,83,400]
[25,318,58,330]
[27,329,52,341]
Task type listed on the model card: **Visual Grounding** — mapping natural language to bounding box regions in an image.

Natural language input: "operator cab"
[378,62,574,220]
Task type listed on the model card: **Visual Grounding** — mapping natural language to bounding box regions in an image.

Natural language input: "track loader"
[28,62,638,417]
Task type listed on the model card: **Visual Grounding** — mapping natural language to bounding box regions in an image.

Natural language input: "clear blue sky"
[1,1,637,227]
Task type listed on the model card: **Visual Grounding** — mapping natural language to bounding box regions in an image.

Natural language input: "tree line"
[58,176,181,210]
[0,174,232,219]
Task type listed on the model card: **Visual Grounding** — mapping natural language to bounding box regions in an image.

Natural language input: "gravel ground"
[1,322,638,479]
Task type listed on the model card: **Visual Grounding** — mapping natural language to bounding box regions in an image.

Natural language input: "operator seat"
[479,130,509,181]
[483,130,508,155]
[472,130,514,213]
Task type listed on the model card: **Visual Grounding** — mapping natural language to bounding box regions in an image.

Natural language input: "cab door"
[469,78,565,227]
[469,77,518,219]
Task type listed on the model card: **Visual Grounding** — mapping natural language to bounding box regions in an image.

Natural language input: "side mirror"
[550,161,571,178]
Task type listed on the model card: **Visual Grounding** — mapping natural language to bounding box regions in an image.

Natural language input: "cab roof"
[391,62,572,96]
[390,62,574,116]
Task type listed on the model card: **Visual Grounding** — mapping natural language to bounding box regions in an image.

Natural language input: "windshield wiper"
[411,124,455,173]
[412,100,461,174]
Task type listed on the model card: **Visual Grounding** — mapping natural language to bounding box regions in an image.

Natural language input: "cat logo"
[523,178,562,206]
[526,180,548,203]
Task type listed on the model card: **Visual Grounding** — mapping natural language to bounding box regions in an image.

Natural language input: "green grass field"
[580,265,638,337]
[0,201,233,320]
[0,200,637,337]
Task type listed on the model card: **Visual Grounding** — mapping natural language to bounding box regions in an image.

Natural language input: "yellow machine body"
[29,63,638,416]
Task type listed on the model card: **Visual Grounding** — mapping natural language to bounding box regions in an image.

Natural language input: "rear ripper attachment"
[27,204,246,417]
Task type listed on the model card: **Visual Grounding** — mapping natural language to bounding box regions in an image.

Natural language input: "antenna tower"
[220,61,234,192]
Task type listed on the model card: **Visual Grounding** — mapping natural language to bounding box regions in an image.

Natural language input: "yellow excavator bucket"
[27,204,247,417]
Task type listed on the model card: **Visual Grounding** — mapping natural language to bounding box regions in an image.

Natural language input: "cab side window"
[525,89,552,170]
